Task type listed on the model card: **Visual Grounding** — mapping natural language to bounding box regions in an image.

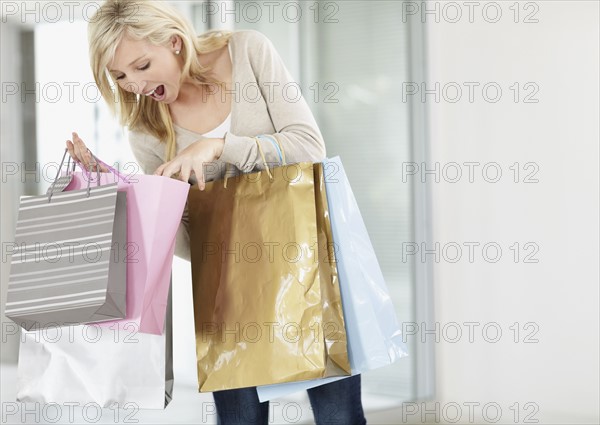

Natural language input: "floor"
[0,364,409,424]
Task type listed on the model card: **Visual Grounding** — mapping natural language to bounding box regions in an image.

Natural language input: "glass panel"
[224,0,417,403]
[34,20,136,192]
[311,0,414,400]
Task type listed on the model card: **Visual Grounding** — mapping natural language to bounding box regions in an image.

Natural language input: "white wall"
[424,1,599,423]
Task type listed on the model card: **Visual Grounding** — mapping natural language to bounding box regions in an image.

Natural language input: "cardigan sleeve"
[128,130,164,175]
[218,30,327,172]
[128,130,191,263]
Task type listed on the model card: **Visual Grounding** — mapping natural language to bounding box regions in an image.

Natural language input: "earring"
[175,50,180,55]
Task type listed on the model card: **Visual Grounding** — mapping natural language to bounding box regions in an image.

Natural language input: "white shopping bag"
[16,283,174,409]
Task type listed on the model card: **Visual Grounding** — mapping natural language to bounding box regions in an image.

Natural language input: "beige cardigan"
[128,29,326,262]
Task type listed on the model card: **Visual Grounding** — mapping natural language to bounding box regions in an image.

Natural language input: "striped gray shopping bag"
[5,156,127,331]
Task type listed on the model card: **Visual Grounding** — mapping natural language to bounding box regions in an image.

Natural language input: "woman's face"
[108,35,183,104]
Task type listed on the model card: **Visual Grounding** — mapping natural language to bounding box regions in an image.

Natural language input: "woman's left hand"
[153,137,225,190]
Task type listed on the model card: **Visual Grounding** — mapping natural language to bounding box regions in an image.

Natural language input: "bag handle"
[72,154,102,198]
[47,148,74,202]
[224,137,274,188]
[222,134,287,189]
[48,148,103,201]
[257,134,287,166]
[90,151,132,184]
[71,149,132,184]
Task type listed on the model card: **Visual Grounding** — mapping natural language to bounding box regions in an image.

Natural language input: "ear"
[170,35,182,51]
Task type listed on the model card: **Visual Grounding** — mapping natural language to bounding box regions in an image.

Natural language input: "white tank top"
[202,112,231,138]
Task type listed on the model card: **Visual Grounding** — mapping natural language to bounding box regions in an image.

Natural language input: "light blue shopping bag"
[257,156,409,402]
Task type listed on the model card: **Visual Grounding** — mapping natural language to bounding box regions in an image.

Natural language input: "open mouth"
[146,85,165,101]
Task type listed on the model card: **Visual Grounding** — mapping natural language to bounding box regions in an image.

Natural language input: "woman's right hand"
[66,132,109,172]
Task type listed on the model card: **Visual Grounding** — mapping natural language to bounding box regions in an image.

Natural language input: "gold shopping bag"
[187,138,350,391]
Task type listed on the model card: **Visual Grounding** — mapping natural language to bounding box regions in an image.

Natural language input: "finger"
[83,150,94,171]
[82,151,95,172]
[72,133,86,166]
[195,166,205,190]
[66,140,76,160]
[180,162,192,183]
[66,140,81,163]
[73,133,89,164]
[84,153,107,173]
[72,132,83,150]
[67,142,82,168]
[153,162,168,176]
[161,162,181,179]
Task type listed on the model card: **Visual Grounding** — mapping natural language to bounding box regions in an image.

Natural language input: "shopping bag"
[5,150,127,330]
[14,150,180,407]
[64,155,189,335]
[313,160,351,376]
[16,280,174,409]
[188,138,350,392]
[257,156,409,402]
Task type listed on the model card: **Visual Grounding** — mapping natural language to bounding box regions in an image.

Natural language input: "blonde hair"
[87,0,233,161]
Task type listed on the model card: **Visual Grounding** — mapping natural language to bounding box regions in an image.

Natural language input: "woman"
[67,1,366,424]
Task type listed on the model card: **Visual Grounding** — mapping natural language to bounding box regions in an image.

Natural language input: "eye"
[115,62,150,80]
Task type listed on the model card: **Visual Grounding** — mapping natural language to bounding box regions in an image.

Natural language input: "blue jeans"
[213,374,366,424]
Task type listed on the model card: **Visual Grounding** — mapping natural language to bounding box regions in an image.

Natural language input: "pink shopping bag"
[64,158,189,334]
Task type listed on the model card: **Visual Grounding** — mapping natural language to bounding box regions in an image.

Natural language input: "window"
[225,0,427,404]
[35,20,136,192]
